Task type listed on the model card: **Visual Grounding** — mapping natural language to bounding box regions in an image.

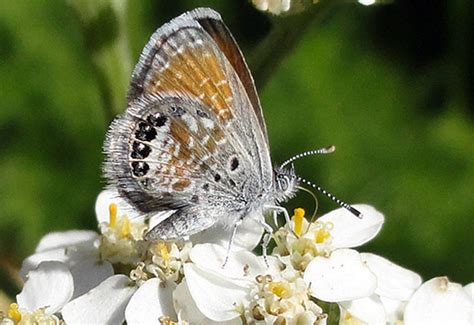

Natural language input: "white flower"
[2,261,73,324]
[176,243,325,324]
[295,205,425,323]
[276,205,383,302]
[305,248,377,302]
[59,190,265,324]
[125,278,177,325]
[20,230,113,299]
[404,277,473,325]
[340,253,422,324]
[96,190,148,265]
[252,0,291,15]
[12,187,471,325]
[62,275,137,324]
[274,205,384,271]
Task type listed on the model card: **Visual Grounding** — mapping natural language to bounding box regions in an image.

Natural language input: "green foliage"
[0,0,472,297]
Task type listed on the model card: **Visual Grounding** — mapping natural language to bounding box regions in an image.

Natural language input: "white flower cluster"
[1,191,472,324]
[251,0,382,15]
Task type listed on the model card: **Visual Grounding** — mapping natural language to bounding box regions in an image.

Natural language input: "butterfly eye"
[277,174,289,192]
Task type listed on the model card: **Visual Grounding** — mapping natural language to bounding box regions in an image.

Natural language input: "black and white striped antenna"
[297,176,362,218]
[281,146,336,168]
[282,146,363,218]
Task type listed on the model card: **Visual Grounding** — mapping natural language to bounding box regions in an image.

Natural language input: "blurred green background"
[0,0,472,296]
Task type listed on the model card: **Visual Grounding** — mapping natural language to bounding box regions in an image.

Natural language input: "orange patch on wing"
[172,178,191,191]
[147,45,234,123]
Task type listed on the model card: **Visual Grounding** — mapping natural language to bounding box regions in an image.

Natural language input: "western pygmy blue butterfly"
[103,8,361,257]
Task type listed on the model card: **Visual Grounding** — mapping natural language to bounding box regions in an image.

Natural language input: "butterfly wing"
[104,8,272,239]
[184,9,269,145]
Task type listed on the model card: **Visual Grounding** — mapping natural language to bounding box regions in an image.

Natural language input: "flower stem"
[68,0,133,122]
[248,0,337,89]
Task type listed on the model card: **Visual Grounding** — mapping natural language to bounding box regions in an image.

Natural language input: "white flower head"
[96,190,147,265]
[274,205,384,272]
[404,277,473,325]
[12,187,470,325]
[2,261,73,324]
[176,243,325,324]
[252,0,291,15]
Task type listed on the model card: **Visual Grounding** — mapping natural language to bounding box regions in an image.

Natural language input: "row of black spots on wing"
[135,111,171,142]
[147,112,168,127]
[131,161,150,177]
[135,122,157,141]
[131,141,151,159]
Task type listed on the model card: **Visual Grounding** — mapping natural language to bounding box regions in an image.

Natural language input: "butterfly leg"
[255,219,274,267]
[272,210,279,228]
[264,205,295,234]
[222,218,243,268]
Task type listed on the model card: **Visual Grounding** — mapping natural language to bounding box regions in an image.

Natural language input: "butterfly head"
[273,164,298,203]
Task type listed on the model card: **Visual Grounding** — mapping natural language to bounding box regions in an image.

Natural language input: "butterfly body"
[104,8,297,240]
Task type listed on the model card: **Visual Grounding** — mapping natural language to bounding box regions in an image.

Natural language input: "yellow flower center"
[8,303,21,322]
[157,242,170,261]
[269,281,292,299]
[314,221,333,244]
[291,208,305,237]
[120,217,131,238]
[109,203,117,227]
[159,316,188,325]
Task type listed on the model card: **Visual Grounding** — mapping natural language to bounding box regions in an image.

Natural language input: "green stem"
[68,0,133,122]
[249,0,337,90]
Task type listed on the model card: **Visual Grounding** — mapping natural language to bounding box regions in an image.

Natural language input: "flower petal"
[183,263,251,321]
[69,256,114,298]
[95,190,142,223]
[404,277,473,325]
[318,204,384,248]
[380,296,406,324]
[35,230,98,253]
[189,243,274,279]
[304,249,376,302]
[20,246,111,299]
[339,295,386,325]
[173,280,240,325]
[17,261,73,314]
[20,248,71,279]
[191,218,264,251]
[62,275,137,325]
[464,283,473,301]
[125,278,176,325]
[360,253,422,300]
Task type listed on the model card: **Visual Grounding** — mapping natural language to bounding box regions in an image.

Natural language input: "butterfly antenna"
[297,177,363,218]
[281,146,336,168]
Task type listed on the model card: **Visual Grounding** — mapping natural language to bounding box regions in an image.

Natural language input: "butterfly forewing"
[104,8,274,238]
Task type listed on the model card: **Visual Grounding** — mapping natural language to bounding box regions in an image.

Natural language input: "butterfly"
[103,8,360,254]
